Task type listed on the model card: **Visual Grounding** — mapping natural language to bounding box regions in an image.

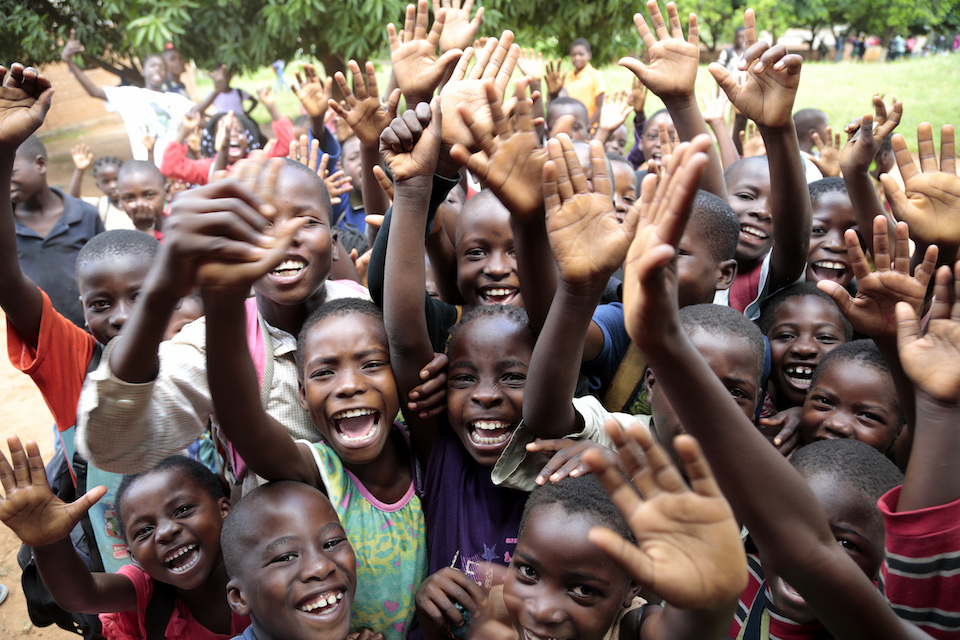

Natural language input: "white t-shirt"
[103,86,194,167]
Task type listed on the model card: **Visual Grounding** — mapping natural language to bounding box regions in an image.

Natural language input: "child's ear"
[36,155,48,175]
[219,497,231,520]
[298,382,309,411]
[644,368,657,394]
[331,229,340,263]
[227,579,251,617]
[622,579,641,607]
[715,258,738,291]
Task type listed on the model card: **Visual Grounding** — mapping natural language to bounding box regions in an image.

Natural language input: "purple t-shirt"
[212,88,250,114]
[422,430,527,588]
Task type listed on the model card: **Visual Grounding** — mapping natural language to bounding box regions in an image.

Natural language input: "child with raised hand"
[619,1,727,200]
[69,146,134,230]
[593,90,633,157]
[613,88,936,640]
[491,466,745,640]
[389,0,463,106]
[0,439,248,639]
[709,9,812,319]
[220,482,368,640]
[883,264,960,637]
[117,160,167,237]
[379,101,532,638]
[564,38,605,130]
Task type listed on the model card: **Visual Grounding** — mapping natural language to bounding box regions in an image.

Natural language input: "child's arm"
[709,11,811,291]
[0,64,53,348]
[621,1,727,200]
[69,144,93,198]
[882,123,960,270]
[388,0,463,106]
[60,33,107,101]
[838,96,902,257]
[0,436,136,614]
[584,422,744,640]
[522,137,638,439]
[626,78,648,168]
[161,112,212,185]
[242,90,258,117]
[381,100,447,462]
[701,86,739,170]
[516,48,547,140]
[140,125,157,165]
[896,265,960,511]
[544,59,564,102]
[620,136,930,639]
[211,111,235,174]
[294,64,334,143]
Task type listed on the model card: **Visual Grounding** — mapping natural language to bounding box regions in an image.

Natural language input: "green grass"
[211,54,960,154]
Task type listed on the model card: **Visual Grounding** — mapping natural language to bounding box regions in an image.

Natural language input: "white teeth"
[340,430,378,443]
[298,591,344,612]
[483,288,516,298]
[273,260,306,274]
[332,408,377,420]
[164,544,200,574]
[165,543,196,563]
[814,261,847,270]
[786,365,814,376]
[741,225,769,239]
[473,420,509,431]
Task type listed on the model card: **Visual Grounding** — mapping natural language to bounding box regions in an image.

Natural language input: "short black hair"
[456,188,509,242]
[570,38,592,53]
[807,176,848,206]
[724,155,769,185]
[757,282,853,341]
[447,304,534,354]
[679,303,766,388]
[547,97,589,124]
[92,156,123,179]
[642,108,670,136]
[791,438,902,530]
[810,339,903,424]
[115,456,225,543]
[295,298,385,383]
[793,108,828,134]
[221,481,334,577]
[118,159,165,187]
[520,475,634,544]
[279,159,335,224]
[76,229,160,281]
[16,134,46,160]
[690,190,740,262]
[606,152,633,168]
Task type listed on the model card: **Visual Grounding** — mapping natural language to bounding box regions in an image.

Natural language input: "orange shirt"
[564,63,606,118]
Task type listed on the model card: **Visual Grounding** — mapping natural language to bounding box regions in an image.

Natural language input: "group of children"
[2,1,959,639]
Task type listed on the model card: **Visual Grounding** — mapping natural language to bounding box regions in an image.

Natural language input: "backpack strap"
[602,343,647,413]
[144,581,177,640]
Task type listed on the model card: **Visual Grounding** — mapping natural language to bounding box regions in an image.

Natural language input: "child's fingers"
[386,23,401,52]
[673,435,724,498]
[742,8,758,48]
[631,422,688,495]
[930,265,955,321]
[940,125,956,175]
[451,46,475,82]
[386,88,402,120]
[876,100,903,139]
[893,220,911,274]
[545,137,574,202]
[287,139,298,161]
[686,12,699,46]
[513,79,534,135]
[0,441,16,495]
[915,243,940,291]
[916,123,938,173]
[590,139,611,197]
[542,160,561,215]
[588,527,651,585]
[372,165,394,201]
[6,437,31,488]
[583,445,643,515]
[469,38,497,80]
[816,279,855,320]
[427,6,445,47]
[334,71,355,107]
[71,485,108,518]
[484,80,510,139]
[255,158,283,218]
[456,103,494,155]
[707,63,739,105]
[880,173,908,216]
[363,61,379,100]
[618,57,650,86]
[559,135,589,195]
[868,217,890,272]
[953,262,960,322]
[494,42,520,97]
[895,300,922,351]
[24,439,48,487]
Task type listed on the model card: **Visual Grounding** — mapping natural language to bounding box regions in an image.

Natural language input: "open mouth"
[739,223,769,242]
[784,364,814,390]
[478,286,519,305]
[467,420,514,448]
[521,628,562,640]
[297,589,345,615]
[331,408,381,447]
[164,543,200,574]
[810,260,849,281]
[270,259,307,282]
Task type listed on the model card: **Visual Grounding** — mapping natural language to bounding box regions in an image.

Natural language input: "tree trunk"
[320,53,350,102]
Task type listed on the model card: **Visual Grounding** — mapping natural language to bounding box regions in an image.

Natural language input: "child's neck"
[255,285,328,335]
[16,187,64,236]
[175,556,235,633]
[344,427,412,505]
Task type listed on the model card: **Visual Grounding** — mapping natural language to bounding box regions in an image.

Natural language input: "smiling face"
[763,473,884,623]
[547,103,590,142]
[725,158,773,263]
[163,49,186,78]
[641,113,676,168]
[118,170,166,231]
[447,314,532,467]
[227,487,356,640]
[78,252,153,344]
[505,504,635,640]
[649,330,760,468]
[121,468,230,592]
[605,126,629,157]
[143,55,168,91]
[298,312,399,467]
[611,162,637,222]
[225,118,251,164]
[341,137,362,193]
[254,166,336,309]
[767,295,847,409]
[456,195,522,308]
[570,44,591,73]
[799,359,900,453]
[95,164,121,204]
[806,191,858,287]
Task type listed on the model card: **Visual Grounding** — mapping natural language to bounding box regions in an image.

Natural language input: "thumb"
[71,485,108,519]
[437,49,463,78]
[428,96,443,138]
[708,63,738,102]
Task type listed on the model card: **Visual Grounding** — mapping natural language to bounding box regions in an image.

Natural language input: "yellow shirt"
[564,62,606,118]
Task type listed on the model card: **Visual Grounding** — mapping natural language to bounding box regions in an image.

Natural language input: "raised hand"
[140,125,158,152]
[328,60,401,149]
[839,96,902,175]
[288,135,353,206]
[449,78,560,223]
[71,143,93,171]
[597,89,633,134]
[583,420,746,609]
[810,126,841,177]
[739,120,766,157]
[388,0,463,104]
[708,10,802,129]
[0,436,107,548]
[433,0,484,54]
[620,1,700,102]
[517,48,545,82]
[628,76,648,114]
[407,352,449,419]
[896,262,960,403]
[61,31,84,62]
[882,123,960,254]
[543,136,638,286]
[0,64,54,152]
[379,100,443,182]
[701,83,730,124]
[622,136,711,347]
[257,85,276,110]
[215,111,236,153]
[544,58,564,96]
[528,438,623,485]
[294,64,334,121]
[818,215,938,340]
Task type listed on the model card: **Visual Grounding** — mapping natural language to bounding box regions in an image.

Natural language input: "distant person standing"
[717,27,746,73]
[272,58,288,92]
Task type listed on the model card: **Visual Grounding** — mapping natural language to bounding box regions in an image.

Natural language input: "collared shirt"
[76,280,369,474]
[564,63,606,118]
[14,188,104,328]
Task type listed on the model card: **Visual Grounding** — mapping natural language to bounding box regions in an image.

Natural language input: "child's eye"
[811,226,827,236]
[736,192,754,201]
[309,368,334,379]
[858,412,884,423]
[773,332,795,341]
[323,537,347,550]
[570,585,598,598]
[270,552,298,564]
[134,525,154,540]
[362,360,388,371]
[501,372,527,386]
[450,373,477,387]
[728,387,749,401]
[465,248,486,259]
[623,195,637,205]
[89,300,111,311]
[812,395,833,408]
[175,504,194,517]
[516,564,537,580]
[816,334,840,343]
[300,215,323,227]
[838,538,861,552]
